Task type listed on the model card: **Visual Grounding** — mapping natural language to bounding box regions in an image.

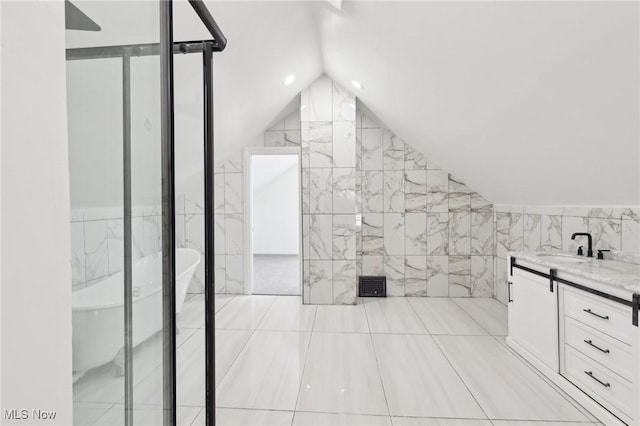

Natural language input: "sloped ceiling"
[68,1,640,206]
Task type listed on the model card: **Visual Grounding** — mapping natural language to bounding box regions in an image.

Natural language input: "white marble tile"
[314,303,369,333]
[213,214,225,254]
[362,170,384,212]
[224,173,243,214]
[105,219,124,276]
[184,214,204,254]
[495,257,508,304]
[451,298,507,335]
[404,170,427,213]
[404,255,427,296]
[302,168,310,214]
[622,219,640,253]
[217,330,310,410]
[405,213,427,255]
[212,174,225,214]
[449,212,471,255]
[294,412,391,426]
[302,214,310,260]
[404,144,427,170]
[84,220,109,281]
[175,214,186,249]
[221,214,241,255]
[383,213,405,256]
[449,256,471,297]
[296,332,388,415]
[301,138,310,170]
[588,217,622,250]
[382,130,404,171]
[177,294,204,329]
[508,212,524,252]
[384,255,405,296]
[132,217,144,261]
[426,169,449,213]
[333,168,356,214]
[621,207,640,222]
[303,260,310,304]
[309,168,332,214]
[333,260,357,304]
[372,334,485,418]
[408,298,487,335]
[435,335,589,421]
[309,214,332,260]
[308,75,333,121]
[426,212,448,255]
[214,329,253,386]
[224,255,244,294]
[448,175,471,212]
[491,422,594,426]
[470,211,493,255]
[383,170,405,213]
[392,418,491,426]
[470,192,492,212]
[309,260,333,304]
[70,221,86,286]
[216,408,293,426]
[215,255,226,293]
[471,256,493,297]
[361,128,383,170]
[333,121,356,167]
[333,81,356,122]
[224,152,244,173]
[362,255,384,276]
[561,215,588,253]
[309,122,333,167]
[215,294,234,312]
[258,296,316,331]
[362,213,384,255]
[364,297,427,333]
[523,214,542,251]
[285,129,301,146]
[426,255,449,297]
[264,130,286,147]
[495,212,510,259]
[541,215,562,252]
[215,295,275,329]
[333,214,356,260]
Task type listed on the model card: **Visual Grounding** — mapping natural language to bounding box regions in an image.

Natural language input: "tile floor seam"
[405,297,434,335]
[290,321,316,423]
[363,299,393,418]
[430,335,492,421]
[190,406,203,426]
[451,297,497,336]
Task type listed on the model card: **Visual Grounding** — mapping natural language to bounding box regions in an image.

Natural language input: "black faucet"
[571,232,593,257]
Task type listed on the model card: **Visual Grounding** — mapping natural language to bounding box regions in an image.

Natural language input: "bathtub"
[72,248,201,374]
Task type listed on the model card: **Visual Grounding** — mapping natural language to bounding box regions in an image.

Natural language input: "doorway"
[244,148,302,296]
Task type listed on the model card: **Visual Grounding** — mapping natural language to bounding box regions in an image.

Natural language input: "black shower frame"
[66,1,225,425]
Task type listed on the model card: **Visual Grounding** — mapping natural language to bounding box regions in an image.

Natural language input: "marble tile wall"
[355,111,495,299]
[493,206,640,304]
[213,76,497,303]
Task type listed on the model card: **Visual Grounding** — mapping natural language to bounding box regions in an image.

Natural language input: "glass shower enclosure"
[65,1,225,425]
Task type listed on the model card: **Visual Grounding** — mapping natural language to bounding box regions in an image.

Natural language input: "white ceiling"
[68,0,640,206]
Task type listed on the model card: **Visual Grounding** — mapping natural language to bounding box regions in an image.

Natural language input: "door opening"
[245,148,302,296]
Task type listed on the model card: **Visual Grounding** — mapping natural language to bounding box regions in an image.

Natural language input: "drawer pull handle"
[583,339,610,354]
[584,371,611,388]
[583,308,609,320]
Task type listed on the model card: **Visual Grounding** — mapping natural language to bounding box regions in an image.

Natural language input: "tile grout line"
[429,335,492,422]
[290,298,318,426]
[362,299,393,420]
[449,297,496,336]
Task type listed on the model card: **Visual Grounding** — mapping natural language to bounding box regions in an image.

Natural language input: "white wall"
[1,1,72,424]
[252,155,299,255]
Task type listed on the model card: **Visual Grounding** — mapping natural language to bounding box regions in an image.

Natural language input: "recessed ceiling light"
[351,80,363,90]
[283,74,295,86]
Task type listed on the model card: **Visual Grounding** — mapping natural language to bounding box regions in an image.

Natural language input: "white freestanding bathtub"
[72,248,201,374]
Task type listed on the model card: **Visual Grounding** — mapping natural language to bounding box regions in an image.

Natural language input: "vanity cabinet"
[506,254,640,426]
[507,265,559,372]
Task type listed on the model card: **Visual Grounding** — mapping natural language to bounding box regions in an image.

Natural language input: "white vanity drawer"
[563,288,633,344]
[564,345,633,423]
[565,316,633,379]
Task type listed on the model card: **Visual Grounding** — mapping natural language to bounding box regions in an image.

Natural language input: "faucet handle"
[597,249,611,260]
[577,246,584,256]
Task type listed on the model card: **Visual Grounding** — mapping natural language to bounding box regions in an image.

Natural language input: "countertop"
[509,251,640,294]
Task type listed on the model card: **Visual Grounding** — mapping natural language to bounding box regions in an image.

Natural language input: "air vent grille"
[359,276,386,297]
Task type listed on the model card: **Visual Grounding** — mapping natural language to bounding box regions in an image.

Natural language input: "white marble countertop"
[509,251,640,294]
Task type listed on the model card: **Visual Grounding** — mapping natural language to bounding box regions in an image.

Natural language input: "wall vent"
[359,276,386,297]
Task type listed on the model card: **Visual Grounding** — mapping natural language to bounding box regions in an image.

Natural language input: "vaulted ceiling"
[68,1,640,206]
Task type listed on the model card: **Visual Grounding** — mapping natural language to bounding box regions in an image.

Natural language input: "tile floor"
[74,295,602,426]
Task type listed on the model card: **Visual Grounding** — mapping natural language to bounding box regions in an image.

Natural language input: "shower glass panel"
[66,1,165,424]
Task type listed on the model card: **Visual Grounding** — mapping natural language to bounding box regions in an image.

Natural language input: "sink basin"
[535,253,588,263]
